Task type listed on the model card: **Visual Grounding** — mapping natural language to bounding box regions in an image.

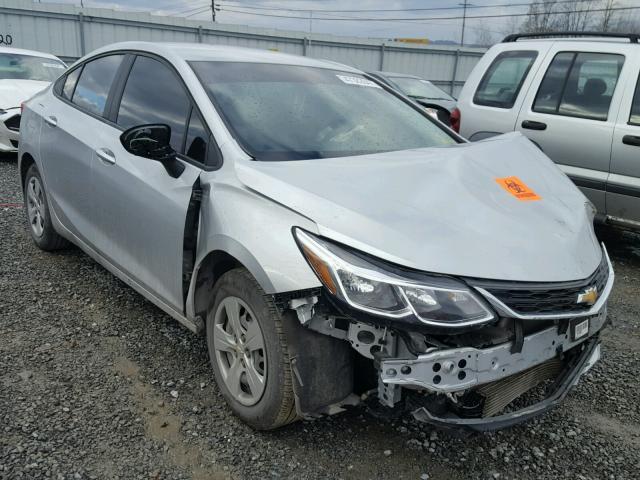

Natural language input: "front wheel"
[206,268,298,430]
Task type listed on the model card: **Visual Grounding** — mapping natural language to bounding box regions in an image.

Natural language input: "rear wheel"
[23,164,69,251]
[206,268,298,430]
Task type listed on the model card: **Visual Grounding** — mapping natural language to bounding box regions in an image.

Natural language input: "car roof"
[87,41,361,73]
[0,45,62,60]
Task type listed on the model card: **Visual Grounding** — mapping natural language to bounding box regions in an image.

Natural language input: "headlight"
[424,107,439,119]
[294,229,495,327]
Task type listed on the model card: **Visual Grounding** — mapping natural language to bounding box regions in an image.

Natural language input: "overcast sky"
[39,0,640,45]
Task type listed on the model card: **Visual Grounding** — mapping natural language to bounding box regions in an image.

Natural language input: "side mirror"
[120,124,185,178]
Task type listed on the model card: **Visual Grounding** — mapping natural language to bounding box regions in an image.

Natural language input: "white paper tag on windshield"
[43,62,65,69]
[336,75,381,88]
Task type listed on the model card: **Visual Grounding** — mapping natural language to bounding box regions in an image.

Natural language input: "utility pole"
[211,0,216,22]
[459,1,472,46]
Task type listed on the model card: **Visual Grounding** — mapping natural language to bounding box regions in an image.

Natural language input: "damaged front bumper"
[411,337,600,431]
[0,108,21,152]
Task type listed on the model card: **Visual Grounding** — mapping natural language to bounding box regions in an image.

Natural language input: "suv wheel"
[206,268,298,430]
[23,164,69,251]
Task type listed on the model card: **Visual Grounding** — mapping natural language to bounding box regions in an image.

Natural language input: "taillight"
[450,107,461,133]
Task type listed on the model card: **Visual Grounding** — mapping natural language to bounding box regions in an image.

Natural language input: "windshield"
[191,62,456,161]
[389,76,454,101]
[0,53,66,82]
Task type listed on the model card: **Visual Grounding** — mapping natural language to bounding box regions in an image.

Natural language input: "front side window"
[0,53,66,81]
[72,55,123,116]
[630,73,640,126]
[117,56,190,153]
[191,62,456,161]
[533,52,624,121]
[473,50,538,108]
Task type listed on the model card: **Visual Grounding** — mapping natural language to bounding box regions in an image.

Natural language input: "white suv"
[454,32,640,229]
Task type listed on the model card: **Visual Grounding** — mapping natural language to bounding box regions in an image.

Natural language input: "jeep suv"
[454,32,640,230]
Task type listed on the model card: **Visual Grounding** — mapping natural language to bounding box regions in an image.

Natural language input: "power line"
[216,5,639,22]
[218,0,600,14]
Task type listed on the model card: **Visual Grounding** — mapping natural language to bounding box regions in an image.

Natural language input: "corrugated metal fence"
[0,0,486,96]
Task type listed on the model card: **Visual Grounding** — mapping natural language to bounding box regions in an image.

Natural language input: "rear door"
[39,54,125,244]
[608,53,640,225]
[90,53,212,312]
[515,42,630,213]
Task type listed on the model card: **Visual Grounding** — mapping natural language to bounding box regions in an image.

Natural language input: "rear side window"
[117,55,191,153]
[533,52,624,121]
[62,67,82,100]
[628,73,640,126]
[473,50,537,108]
[72,55,123,116]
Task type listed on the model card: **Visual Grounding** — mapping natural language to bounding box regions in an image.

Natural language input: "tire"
[23,164,69,251]
[206,268,298,430]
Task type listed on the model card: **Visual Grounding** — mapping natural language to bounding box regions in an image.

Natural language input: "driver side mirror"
[120,124,185,178]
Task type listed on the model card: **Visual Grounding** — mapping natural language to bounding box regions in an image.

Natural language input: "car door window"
[629,73,640,126]
[473,50,538,108]
[533,52,624,121]
[72,55,123,116]
[184,109,208,164]
[62,67,82,100]
[117,55,190,153]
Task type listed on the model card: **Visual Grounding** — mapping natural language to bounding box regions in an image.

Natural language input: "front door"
[90,54,204,312]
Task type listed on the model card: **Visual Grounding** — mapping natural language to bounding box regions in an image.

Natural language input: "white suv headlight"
[294,228,495,328]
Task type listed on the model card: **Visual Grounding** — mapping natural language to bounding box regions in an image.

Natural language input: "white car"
[0,46,66,152]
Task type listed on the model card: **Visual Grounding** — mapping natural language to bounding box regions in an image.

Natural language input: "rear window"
[473,50,538,109]
[533,52,624,121]
[72,55,123,117]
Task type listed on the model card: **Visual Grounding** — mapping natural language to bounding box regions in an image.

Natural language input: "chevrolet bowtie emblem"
[577,286,598,306]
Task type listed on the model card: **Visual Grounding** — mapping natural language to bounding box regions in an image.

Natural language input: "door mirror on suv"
[120,124,185,178]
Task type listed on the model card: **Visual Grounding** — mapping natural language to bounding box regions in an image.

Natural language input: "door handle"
[622,135,640,147]
[521,120,547,131]
[96,148,116,165]
[44,116,57,127]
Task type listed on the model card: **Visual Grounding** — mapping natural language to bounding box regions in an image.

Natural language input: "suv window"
[533,52,624,121]
[72,55,123,116]
[629,73,640,126]
[117,55,190,153]
[473,51,537,108]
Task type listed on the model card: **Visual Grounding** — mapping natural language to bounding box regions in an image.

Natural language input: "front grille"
[4,114,20,132]
[473,253,609,316]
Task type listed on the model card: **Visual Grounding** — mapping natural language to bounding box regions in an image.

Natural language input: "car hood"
[0,79,50,108]
[235,132,602,282]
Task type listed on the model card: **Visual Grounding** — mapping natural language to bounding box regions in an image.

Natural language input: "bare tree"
[473,27,497,46]
[600,0,617,31]
[522,0,558,33]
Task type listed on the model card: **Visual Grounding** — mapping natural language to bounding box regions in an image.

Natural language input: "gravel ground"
[1,154,639,480]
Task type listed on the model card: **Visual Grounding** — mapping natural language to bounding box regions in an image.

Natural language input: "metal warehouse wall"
[0,0,486,96]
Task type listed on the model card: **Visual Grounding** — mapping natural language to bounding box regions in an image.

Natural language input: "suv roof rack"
[502,31,639,44]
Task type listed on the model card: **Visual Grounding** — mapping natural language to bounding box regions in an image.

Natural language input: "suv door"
[39,54,125,243]
[608,57,640,225]
[90,54,208,312]
[515,42,630,213]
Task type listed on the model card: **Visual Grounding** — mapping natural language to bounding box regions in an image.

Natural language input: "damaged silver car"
[19,42,613,431]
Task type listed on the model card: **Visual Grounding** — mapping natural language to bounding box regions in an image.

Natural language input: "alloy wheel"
[26,176,45,238]
[213,296,267,406]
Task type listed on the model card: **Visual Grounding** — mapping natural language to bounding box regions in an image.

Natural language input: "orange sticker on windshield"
[495,176,541,201]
